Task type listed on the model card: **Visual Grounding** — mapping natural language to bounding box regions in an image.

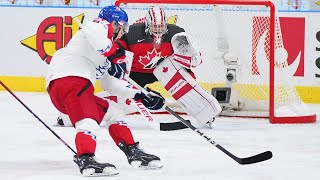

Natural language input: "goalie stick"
[0,80,77,155]
[125,78,273,165]
[132,100,190,131]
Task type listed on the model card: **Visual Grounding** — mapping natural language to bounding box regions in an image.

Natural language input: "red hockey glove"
[106,49,127,79]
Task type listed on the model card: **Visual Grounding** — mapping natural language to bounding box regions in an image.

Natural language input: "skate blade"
[53,123,67,127]
[82,167,119,177]
[131,160,163,170]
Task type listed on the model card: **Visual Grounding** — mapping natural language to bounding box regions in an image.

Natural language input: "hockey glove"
[107,49,127,79]
[134,88,165,110]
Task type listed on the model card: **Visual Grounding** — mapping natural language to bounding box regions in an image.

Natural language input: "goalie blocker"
[153,56,222,125]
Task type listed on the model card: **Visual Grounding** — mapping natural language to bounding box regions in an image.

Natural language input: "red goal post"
[115,0,316,124]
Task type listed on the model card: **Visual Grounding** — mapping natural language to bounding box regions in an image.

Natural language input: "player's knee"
[75,118,100,132]
[103,113,125,128]
[102,102,126,128]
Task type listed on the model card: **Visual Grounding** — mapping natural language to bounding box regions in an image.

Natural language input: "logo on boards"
[20,14,84,64]
[252,17,305,77]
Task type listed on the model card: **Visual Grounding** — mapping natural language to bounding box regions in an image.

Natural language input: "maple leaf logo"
[163,67,168,73]
[138,48,163,69]
[125,99,131,105]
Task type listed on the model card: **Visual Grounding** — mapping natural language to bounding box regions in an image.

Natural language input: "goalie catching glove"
[106,49,127,79]
[134,88,165,110]
[171,32,202,69]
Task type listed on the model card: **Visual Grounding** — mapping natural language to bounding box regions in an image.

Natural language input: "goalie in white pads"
[153,32,221,125]
[46,5,164,177]
[112,6,221,127]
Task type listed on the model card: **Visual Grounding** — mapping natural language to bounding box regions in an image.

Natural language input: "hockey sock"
[109,121,135,145]
[75,130,97,156]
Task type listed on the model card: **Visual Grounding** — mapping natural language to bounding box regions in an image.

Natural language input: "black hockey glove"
[107,49,127,79]
[134,88,165,110]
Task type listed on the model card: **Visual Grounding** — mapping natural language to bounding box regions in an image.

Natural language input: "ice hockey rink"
[0,91,319,180]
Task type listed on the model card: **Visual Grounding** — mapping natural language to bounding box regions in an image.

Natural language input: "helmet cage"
[145,7,167,44]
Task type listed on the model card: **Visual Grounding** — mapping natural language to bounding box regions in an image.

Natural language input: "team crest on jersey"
[138,48,164,69]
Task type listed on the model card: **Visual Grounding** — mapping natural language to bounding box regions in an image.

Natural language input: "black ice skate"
[73,154,118,176]
[118,141,163,169]
[55,116,64,126]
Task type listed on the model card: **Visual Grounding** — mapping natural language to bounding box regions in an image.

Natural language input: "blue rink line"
[1,4,320,13]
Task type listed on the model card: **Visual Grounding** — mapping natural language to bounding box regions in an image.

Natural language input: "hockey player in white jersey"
[46,5,165,176]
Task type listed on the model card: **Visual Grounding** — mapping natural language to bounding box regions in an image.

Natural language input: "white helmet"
[145,6,168,44]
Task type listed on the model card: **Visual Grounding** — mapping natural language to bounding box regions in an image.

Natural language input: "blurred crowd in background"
[0,0,115,6]
[0,0,320,11]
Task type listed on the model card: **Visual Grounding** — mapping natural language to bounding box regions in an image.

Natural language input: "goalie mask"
[145,6,168,44]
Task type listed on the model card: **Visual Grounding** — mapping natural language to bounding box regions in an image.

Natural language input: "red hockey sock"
[109,121,135,145]
[75,130,97,156]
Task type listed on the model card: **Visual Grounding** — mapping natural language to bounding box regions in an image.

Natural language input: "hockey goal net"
[116,0,316,123]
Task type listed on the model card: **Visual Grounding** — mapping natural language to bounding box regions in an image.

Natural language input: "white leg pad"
[154,56,222,125]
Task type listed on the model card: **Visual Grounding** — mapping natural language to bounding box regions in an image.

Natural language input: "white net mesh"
[121,1,315,122]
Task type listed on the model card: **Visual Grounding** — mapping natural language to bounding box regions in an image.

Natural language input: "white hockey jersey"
[46,18,140,99]
[46,18,114,88]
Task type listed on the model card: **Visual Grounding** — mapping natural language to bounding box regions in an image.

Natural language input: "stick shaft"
[0,80,77,154]
[124,77,272,164]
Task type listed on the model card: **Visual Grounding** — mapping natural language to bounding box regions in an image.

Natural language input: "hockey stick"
[125,78,273,165]
[165,107,272,165]
[132,100,160,130]
[124,77,189,131]
[132,100,190,131]
[0,80,77,154]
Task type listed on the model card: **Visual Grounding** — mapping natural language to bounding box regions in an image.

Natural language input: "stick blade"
[239,151,273,165]
[160,120,190,131]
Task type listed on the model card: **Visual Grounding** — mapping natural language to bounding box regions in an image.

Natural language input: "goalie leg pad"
[154,57,222,125]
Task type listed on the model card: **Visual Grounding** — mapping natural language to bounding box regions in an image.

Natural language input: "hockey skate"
[54,116,65,126]
[73,154,118,176]
[118,141,163,169]
[206,117,215,129]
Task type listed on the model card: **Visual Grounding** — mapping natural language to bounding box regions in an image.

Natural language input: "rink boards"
[0,5,320,103]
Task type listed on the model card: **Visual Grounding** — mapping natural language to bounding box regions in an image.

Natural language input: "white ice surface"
[0,92,319,180]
